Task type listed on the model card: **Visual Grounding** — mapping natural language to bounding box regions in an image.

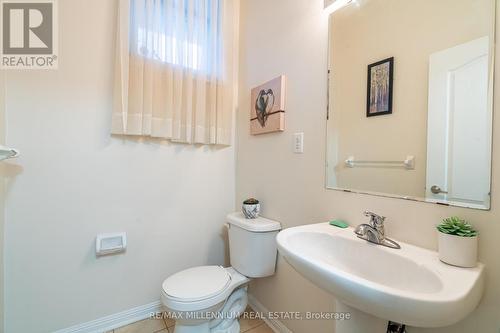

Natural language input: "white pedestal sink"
[276,223,484,332]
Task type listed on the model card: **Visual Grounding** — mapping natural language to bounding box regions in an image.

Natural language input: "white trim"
[248,294,293,333]
[53,301,163,333]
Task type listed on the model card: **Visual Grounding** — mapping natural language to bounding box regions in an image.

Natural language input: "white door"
[426,36,491,207]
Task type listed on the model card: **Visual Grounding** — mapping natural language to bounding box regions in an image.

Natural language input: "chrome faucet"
[354,211,400,249]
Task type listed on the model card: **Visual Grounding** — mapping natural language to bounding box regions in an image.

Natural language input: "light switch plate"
[293,132,304,153]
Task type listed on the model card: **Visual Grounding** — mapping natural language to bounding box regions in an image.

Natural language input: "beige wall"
[0,72,5,333]
[238,0,500,332]
[3,1,235,332]
[327,0,493,198]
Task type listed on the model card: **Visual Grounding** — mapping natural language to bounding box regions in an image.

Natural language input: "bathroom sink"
[276,223,484,328]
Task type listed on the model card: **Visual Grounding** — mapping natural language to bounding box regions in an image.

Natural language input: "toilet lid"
[162,266,231,302]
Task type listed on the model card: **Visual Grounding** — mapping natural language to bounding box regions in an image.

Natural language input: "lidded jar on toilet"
[160,212,281,333]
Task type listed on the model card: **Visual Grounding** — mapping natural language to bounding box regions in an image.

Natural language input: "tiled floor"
[108,307,274,333]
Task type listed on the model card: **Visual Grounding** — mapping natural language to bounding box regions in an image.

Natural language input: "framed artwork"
[366,57,394,117]
[250,75,286,135]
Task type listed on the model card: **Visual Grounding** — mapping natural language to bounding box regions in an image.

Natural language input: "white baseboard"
[247,294,293,333]
[53,301,163,333]
[54,295,292,333]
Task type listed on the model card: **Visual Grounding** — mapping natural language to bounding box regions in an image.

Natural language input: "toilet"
[161,212,281,333]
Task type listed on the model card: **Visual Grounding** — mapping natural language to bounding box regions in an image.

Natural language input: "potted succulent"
[437,217,478,268]
[242,198,260,219]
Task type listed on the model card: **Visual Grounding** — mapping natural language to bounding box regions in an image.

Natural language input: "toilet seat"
[161,266,250,312]
[162,266,231,302]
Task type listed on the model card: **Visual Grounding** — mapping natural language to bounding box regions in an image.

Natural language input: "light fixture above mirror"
[324,0,354,15]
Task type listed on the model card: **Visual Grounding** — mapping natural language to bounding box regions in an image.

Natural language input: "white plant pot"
[438,232,478,268]
[242,203,260,219]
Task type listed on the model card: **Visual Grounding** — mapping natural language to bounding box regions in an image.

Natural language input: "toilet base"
[211,320,240,333]
[173,320,240,333]
[172,286,248,333]
[173,322,210,333]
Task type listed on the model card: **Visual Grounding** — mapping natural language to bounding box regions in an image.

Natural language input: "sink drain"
[387,321,406,333]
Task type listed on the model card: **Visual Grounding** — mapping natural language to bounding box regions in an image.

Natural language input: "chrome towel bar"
[0,146,20,161]
[345,155,415,170]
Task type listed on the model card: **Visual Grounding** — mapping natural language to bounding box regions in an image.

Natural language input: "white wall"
[237,0,500,332]
[3,1,235,332]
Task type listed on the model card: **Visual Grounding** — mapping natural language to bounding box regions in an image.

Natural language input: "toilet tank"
[226,212,281,278]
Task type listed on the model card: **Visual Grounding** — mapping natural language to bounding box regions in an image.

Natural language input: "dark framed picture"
[366,57,394,117]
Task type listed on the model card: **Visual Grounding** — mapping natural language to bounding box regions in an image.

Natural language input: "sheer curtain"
[112,0,237,145]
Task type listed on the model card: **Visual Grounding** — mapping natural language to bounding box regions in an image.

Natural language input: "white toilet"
[161,212,281,333]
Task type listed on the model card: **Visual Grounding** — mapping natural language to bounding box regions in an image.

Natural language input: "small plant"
[437,217,478,237]
[243,198,259,205]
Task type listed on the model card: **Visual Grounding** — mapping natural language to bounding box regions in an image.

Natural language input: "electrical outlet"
[293,132,304,153]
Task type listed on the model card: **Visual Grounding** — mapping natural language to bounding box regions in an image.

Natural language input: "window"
[132,0,222,73]
[112,0,236,145]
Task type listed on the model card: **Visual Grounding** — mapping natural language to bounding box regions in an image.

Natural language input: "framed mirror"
[326,0,496,210]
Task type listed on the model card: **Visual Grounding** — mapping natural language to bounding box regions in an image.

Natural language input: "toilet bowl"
[162,266,250,333]
[161,212,281,333]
